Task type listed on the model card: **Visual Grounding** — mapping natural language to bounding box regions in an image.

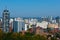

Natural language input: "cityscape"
[0,9,60,32]
[0,0,60,40]
[0,9,60,40]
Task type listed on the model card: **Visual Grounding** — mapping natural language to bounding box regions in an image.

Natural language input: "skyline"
[0,0,60,17]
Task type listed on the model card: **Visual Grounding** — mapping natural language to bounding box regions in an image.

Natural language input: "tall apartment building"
[2,9,10,32]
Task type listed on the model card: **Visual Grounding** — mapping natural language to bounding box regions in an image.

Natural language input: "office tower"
[47,16,53,23]
[2,9,10,32]
[13,18,25,32]
[55,16,60,27]
[13,21,18,32]
[41,16,46,21]
[55,16,60,23]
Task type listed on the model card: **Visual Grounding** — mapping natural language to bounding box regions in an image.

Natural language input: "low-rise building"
[36,21,48,29]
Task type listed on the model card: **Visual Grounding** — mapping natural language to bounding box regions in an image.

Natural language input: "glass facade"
[13,21,25,32]
[13,21,18,32]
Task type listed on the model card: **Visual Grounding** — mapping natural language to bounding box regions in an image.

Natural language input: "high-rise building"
[2,9,10,32]
[13,18,25,32]
[13,21,18,32]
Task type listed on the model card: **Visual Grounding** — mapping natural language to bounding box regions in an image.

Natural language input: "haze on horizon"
[0,0,60,17]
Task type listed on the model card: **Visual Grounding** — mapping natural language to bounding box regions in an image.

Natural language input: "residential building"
[2,9,10,32]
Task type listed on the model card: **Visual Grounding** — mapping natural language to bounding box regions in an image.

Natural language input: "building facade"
[13,18,25,32]
[2,9,10,32]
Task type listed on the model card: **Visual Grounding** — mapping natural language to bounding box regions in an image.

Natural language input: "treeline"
[0,29,58,40]
[0,29,47,40]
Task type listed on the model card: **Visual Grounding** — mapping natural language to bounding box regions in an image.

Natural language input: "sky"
[0,0,60,17]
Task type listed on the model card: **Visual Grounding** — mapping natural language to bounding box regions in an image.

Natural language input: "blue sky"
[0,0,60,17]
